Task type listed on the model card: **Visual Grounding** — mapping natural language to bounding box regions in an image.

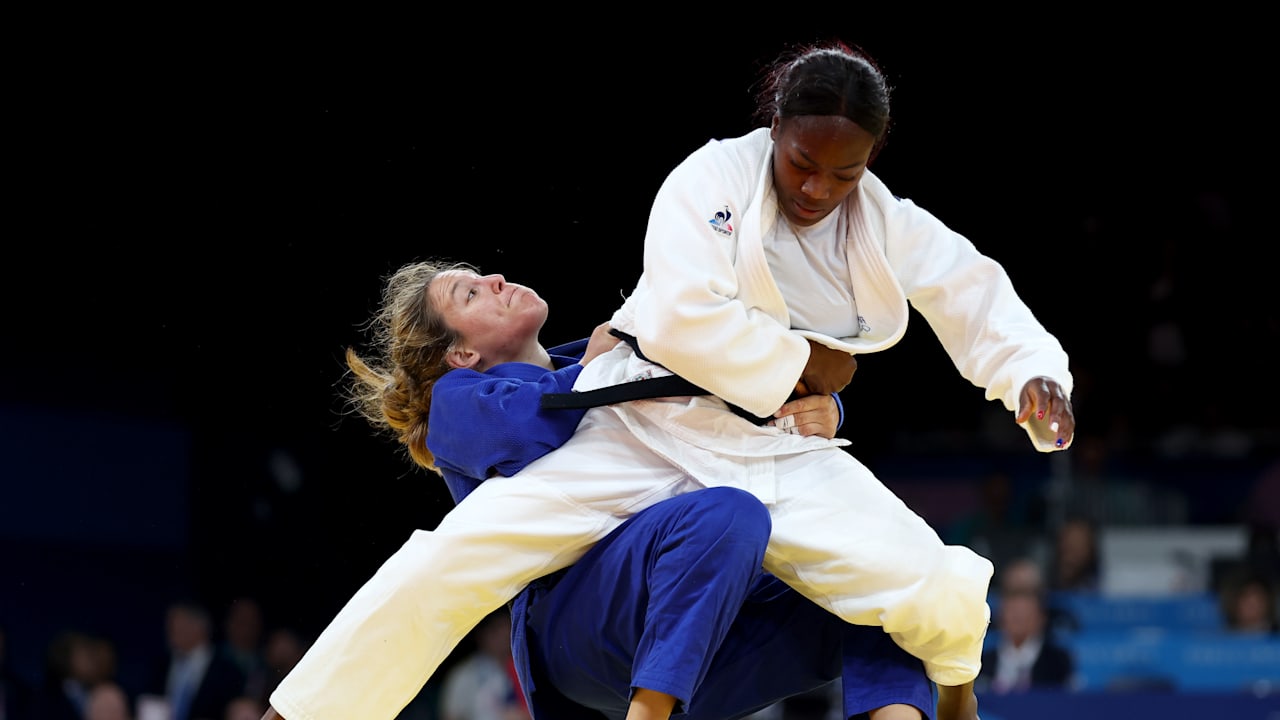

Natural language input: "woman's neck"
[512,343,554,370]
[473,343,552,373]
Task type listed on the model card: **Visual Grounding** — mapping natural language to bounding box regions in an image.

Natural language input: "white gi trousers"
[270,403,993,720]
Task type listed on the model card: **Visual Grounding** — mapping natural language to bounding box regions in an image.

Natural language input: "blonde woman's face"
[430,269,548,367]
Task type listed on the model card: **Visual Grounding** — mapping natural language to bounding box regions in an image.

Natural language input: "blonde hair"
[344,259,475,472]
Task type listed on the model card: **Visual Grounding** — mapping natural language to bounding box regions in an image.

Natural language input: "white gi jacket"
[589,126,1072,453]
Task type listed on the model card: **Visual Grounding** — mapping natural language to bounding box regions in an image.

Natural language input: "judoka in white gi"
[268,41,1074,720]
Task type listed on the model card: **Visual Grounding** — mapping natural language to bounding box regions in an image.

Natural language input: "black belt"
[540,330,771,425]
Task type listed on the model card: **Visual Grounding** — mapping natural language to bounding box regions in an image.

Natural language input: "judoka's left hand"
[580,322,622,366]
[768,393,840,439]
[1016,376,1075,449]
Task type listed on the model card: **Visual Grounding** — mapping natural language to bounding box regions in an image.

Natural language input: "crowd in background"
[5,481,1275,720]
[0,597,306,720]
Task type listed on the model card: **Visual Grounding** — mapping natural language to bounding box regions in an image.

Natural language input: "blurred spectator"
[223,695,266,720]
[36,630,117,720]
[1048,515,1101,593]
[996,556,1077,636]
[1219,572,1280,635]
[438,610,529,720]
[85,636,118,690]
[1,623,35,720]
[219,597,267,703]
[147,600,248,720]
[259,626,306,706]
[945,468,1045,574]
[1212,523,1280,610]
[998,556,1044,595]
[978,561,1076,695]
[36,630,83,720]
[84,681,132,720]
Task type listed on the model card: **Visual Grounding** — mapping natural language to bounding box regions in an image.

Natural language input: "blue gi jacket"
[428,339,591,506]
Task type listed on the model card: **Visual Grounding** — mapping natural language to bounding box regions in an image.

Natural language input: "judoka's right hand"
[800,339,857,395]
[580,322,622,366]
[768,393,840,438]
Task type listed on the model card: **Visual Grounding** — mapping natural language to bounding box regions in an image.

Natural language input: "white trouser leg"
[760,447,993,687]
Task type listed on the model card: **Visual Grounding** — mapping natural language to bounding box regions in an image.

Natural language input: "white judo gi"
[270,127,1072,720]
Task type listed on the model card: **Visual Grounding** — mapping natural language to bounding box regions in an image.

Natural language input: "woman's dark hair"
[754,40,893,162]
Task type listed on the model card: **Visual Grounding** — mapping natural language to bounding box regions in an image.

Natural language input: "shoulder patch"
[708,206,734,236]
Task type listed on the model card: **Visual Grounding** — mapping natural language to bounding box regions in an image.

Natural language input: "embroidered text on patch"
[708,206,733,236]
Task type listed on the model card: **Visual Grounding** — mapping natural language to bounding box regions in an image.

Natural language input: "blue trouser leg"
[839,624,936,720]
[684,582,933,720]
[526,487,772,718]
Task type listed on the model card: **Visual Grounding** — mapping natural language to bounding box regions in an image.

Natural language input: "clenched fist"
[799,338,857,396]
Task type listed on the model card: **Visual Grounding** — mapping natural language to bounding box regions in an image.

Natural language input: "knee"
[687,487,772,540]
[942,546,995,591]
[923,546,995,613]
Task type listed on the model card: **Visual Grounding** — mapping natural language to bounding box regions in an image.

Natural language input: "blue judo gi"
[429,339,936,720]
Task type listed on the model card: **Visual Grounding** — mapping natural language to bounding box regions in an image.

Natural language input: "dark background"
[4,14,1277,701]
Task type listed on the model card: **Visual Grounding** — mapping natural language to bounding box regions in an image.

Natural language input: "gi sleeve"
[633,139,809,417]
[428,362,588,481]
[883,194,1073,452]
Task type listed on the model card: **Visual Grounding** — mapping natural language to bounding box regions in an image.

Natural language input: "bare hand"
[1016,376,1075,449]
[767,393,841,439]
[799,339,857,395]
[580,322,622,366]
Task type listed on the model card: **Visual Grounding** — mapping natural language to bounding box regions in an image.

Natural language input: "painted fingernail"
[1037,410,1045,420]
[1050,421,1060,433]
[1056,438,1065,448]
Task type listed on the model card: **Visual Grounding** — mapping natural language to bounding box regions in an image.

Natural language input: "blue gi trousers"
[514,487,935,720]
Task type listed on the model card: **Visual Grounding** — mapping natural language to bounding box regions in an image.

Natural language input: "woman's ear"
[770,115,781,140]
[445,344,481,370]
